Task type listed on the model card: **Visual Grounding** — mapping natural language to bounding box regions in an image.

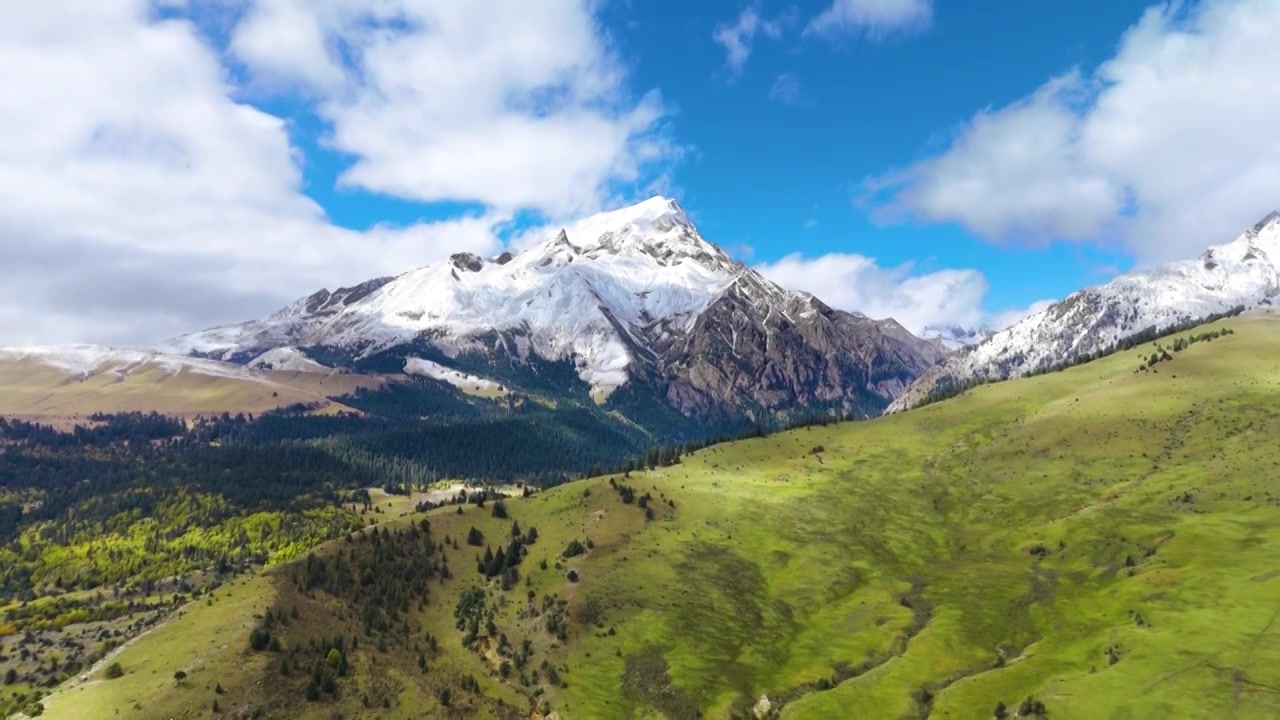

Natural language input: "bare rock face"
[449,253,485,272]
[655,279,942,420]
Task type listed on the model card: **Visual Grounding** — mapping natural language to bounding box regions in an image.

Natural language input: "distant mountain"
[920,324,995,352]
[143,197,941,429]
[888,212,1280,412]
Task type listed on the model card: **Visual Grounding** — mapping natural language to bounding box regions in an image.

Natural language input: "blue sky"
[3,0,1278,344]
[602,0,1154,319]
[278,0,1154,324]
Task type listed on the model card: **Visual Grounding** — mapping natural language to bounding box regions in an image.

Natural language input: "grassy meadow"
[25,313,1280,719]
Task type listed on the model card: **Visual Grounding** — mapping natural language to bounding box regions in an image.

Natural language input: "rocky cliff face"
[656,279,942,420]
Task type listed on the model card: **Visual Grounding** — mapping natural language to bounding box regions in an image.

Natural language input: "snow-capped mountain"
[920,324,996,352]
[888,211,1280,412]
[170,197,739,394]
[166,197,943,422]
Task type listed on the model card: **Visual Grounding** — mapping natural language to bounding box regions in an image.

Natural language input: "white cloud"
[870,0,1280,264]
[754,253,988,333]
[229,0,676,218]
[713,6,783,75]
[0,0,672,346]
[230,0,346,92]
[769,73,806,105]
[807,0,932,39]
[869,73,1124,243]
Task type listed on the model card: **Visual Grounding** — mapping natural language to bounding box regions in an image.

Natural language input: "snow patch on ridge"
[403,357,506,396]
[0,345,275,384]
[249,347,329,373]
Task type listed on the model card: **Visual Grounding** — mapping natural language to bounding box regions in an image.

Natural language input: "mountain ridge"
[2,197,944,431]
[888,210,1280,412]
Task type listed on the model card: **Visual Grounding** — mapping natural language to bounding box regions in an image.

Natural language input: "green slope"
[35,313,1280,720]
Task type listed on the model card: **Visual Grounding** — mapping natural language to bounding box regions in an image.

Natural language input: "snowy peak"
[1187,210,1280,277]
[164,196,755,396]
[563,196,693,249]
[551,196,729,270]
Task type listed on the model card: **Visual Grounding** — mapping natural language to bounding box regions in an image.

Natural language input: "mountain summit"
[888,211,1280,412]
[167,197,943,427]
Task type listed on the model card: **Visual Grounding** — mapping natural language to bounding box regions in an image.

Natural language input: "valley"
[11,313,1277,719]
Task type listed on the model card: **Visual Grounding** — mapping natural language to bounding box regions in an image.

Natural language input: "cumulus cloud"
[868,0,1280,264]
[754,253,989,334]
[806,0,932,39]
[0,1,672,346]
[229,0,676,217]
[713,6,783,75]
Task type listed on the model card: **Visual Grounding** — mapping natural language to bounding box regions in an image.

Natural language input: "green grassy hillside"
[31,313,1280,719]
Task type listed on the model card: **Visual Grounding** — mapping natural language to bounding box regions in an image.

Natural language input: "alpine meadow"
[5,313,1276,719]
[4,1,1280,719]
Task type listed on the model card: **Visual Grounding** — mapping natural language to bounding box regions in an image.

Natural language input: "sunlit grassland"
[38,573,279,719]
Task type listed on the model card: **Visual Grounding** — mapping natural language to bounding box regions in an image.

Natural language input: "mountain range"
[3,198,1278,433]
[889,211,1280,411]
[0,198,942,432]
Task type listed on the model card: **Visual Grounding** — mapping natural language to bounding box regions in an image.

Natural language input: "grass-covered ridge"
[36,313,1280,719]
